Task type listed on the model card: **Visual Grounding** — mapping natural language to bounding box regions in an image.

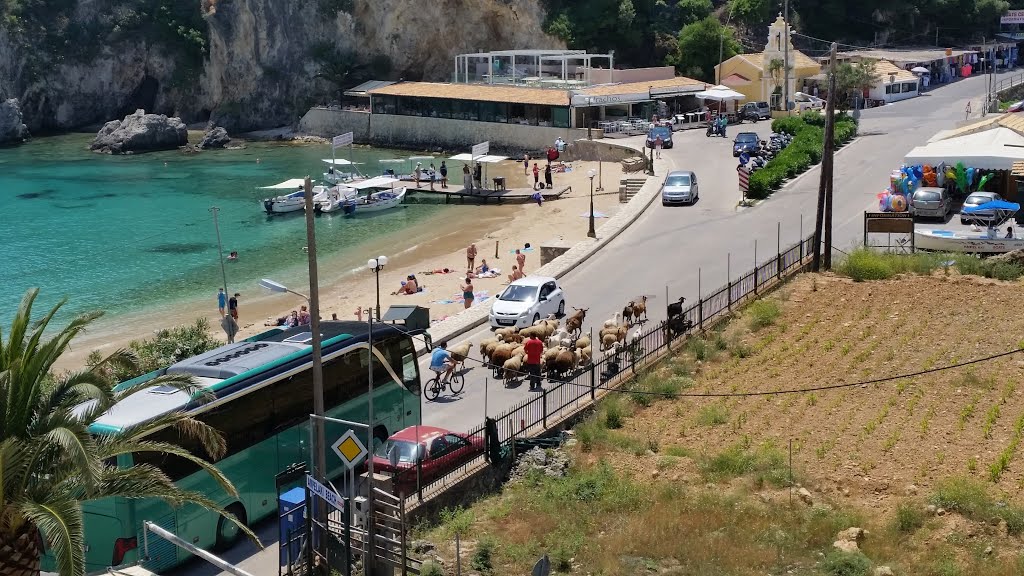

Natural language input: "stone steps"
[619,178,647,202]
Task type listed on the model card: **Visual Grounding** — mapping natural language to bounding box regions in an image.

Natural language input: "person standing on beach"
[229,293,239,320]
[473,163,482,191]
[221,313,238,344]
[461,278,475,309]
[544,163,552,189]
[467,243,477,270]
[217,288,226,316]
[523,153,529,175]
[414,163,422,189]
[462,163,473,193]
[439,161,448,188]
[532,163,540,190]
[516,249,526,273]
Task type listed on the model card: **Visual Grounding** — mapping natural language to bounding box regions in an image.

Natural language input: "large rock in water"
[0,98,29,144]
[90,109,187,154]
[199,126,231,149]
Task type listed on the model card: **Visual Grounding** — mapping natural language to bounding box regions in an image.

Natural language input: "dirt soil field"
[417,271,1024,576]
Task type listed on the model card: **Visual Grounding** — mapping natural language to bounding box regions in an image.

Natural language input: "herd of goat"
[444,296,652,386]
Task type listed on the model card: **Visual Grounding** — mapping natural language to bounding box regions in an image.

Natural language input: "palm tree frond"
[114,411,226,461]
[19,497,84,576]
[41,427,101,490]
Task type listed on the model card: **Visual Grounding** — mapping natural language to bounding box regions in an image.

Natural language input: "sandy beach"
[57,157,628,370]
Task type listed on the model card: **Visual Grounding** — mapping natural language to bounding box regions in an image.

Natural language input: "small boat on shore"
[915,200,1023,253]
[260,179,308,214]
[315,176,406,215]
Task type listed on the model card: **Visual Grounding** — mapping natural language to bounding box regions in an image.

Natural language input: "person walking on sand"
[516,249,526,273]
[228,292,240,320]
[654,135,663,159]
[467,243,477,270]
[217,288,226,316]
[462,163,473,193]
[461,278,475,309]
[544,162,553,189]
[532,163,540,190]
[221,313,238,344]
[439,161,448,188]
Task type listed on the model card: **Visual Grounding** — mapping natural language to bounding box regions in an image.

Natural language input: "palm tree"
[0,289,257,576]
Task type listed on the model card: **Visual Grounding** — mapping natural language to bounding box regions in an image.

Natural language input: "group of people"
[217,289,240,343]
[461,162,484,193]
[393,274,423,295]
[429,331,545,390]
[414,161,449,191]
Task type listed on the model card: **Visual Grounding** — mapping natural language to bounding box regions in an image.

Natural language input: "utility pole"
[717,5,734,84]
[823,43,838,270]
[302,176,327,484]
[365,311,377,576]
[209,207,228,297]
[813,43,837,272]
[783,0,791,115]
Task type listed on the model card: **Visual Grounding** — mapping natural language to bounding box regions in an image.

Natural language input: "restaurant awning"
[694,85,745,101]
[344,80,396,97]
[904,127,1024,171]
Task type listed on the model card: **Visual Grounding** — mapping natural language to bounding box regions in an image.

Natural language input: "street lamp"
[258,278,310,302]
[367,255,388,320]
[587,169,597,238]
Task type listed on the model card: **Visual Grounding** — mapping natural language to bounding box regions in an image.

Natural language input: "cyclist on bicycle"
[429,341,455,383]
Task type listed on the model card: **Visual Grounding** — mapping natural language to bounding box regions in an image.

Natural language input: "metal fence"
[398,233,817,503]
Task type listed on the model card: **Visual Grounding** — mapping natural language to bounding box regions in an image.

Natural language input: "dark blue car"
[646,126,673,149]
[733,132,760,157]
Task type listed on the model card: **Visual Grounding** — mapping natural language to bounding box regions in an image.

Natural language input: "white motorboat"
[321,159,360,185]
[914,229,1024,253]
[312,185,357,213]
[260,179,309,214]
[317,176,407,215]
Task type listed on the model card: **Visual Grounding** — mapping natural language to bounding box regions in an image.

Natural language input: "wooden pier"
[403,185,572,205]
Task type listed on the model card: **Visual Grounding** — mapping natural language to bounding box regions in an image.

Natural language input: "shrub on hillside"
[821,550,872,576]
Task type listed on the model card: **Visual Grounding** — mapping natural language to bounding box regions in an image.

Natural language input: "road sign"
[306,474,345,511]
[737,166,750,192]
[332,132,354,147]
[471,141,490,157]
[331,429,368,468]
[739,152,750,165]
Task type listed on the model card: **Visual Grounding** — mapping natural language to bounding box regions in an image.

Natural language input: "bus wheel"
[215,504,246,551]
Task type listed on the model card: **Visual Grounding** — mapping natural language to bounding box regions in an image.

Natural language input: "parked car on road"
[646,126,674,149]
[489,276,566,328]
[733,132,761,157]
[794,92,825,111]
[910,186,953,220]
[372,426,485,495]
[741,101,772,121]
[960,191,1004,225]
[662,170,699,205]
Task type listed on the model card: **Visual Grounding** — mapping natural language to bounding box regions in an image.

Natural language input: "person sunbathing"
[393,275,420,295]
[508,265,524,283]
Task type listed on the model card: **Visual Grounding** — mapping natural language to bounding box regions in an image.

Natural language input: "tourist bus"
[67,321,422,573]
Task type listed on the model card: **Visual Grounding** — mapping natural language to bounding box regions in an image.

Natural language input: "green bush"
[749,116,857,200]
[931,476,1024,534]
[698,442,789,487]
[822,550,872,576]
[893,501,925,533]
[748,299,781,330]
[604,397,625,429]
[419,562,444,576]
[835,249,1024,282]
[471,536,495,574]
[90,318,221,382]
[697,403,729,426]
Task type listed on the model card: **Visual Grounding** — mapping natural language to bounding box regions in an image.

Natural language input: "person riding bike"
[429,341,455,384]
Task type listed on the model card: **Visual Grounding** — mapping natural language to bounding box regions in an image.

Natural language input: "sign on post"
[737,165,750,193]
[306,475,345,512]
[471,141,490,157]
[332,132,354,148]
[331,429,368,468]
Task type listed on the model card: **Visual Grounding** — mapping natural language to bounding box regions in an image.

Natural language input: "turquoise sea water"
[0,134,445,326]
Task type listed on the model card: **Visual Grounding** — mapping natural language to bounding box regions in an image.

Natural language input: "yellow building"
[714,14,822,109]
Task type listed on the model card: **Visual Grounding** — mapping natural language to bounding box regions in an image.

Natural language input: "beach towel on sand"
[433,290,489,305]
[476,268,502,278]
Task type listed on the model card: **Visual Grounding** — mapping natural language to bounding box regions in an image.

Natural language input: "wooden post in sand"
[495,241,499,259]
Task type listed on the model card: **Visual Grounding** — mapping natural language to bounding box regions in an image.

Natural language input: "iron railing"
[395,233,817,502]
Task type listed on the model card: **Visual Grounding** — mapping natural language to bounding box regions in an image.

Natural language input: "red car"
[372,426,485,494]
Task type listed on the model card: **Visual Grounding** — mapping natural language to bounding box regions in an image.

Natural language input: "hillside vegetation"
[420,268,1024,575]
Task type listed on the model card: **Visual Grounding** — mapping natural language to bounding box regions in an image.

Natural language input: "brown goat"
[622,301,636,325]
[632,295,649,320]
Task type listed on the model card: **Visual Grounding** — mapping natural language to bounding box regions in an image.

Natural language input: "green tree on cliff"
[675,16,740,81]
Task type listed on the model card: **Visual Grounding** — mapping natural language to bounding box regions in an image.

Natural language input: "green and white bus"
[68,321,422,573]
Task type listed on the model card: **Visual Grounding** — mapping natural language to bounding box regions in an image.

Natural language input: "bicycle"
[424,371,465,401]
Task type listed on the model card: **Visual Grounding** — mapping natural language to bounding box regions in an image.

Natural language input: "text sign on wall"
[1002,9,1024,24]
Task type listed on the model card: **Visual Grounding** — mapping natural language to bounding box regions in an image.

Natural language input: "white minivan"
[489,276,566,328]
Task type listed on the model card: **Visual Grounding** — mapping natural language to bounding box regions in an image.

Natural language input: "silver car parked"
[910,187,952,220]
[661,170,699,205]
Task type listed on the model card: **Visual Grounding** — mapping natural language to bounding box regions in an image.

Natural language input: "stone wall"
[297,107,599,154]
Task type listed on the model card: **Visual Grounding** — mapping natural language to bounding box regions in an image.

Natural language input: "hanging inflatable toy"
[954,162,969,194]
[890,195,908,212]
[966,167,976,188]
[976,173,993,191]
[923,165,938,187]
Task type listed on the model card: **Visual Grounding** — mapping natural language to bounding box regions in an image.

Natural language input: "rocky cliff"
[0,99,29,144]
[0,0,560,134]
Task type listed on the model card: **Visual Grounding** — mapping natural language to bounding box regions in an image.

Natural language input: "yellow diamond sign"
[331,430,368,468]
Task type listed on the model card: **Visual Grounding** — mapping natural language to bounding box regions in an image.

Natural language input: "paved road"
[419,73,1011,434]
[201,72,1013,576]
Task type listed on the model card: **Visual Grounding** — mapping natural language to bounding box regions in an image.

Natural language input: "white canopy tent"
[321,158,362,165]
[694,84,745,101]
[351,176,400,190]
[904,128,1024,171]
[260,179,307,189]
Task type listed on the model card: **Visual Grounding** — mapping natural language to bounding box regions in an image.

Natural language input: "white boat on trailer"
[915,200,1023,254]
[260,179,309,214]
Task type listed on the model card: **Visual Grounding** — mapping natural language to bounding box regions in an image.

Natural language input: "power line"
[390,321,1024,400]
